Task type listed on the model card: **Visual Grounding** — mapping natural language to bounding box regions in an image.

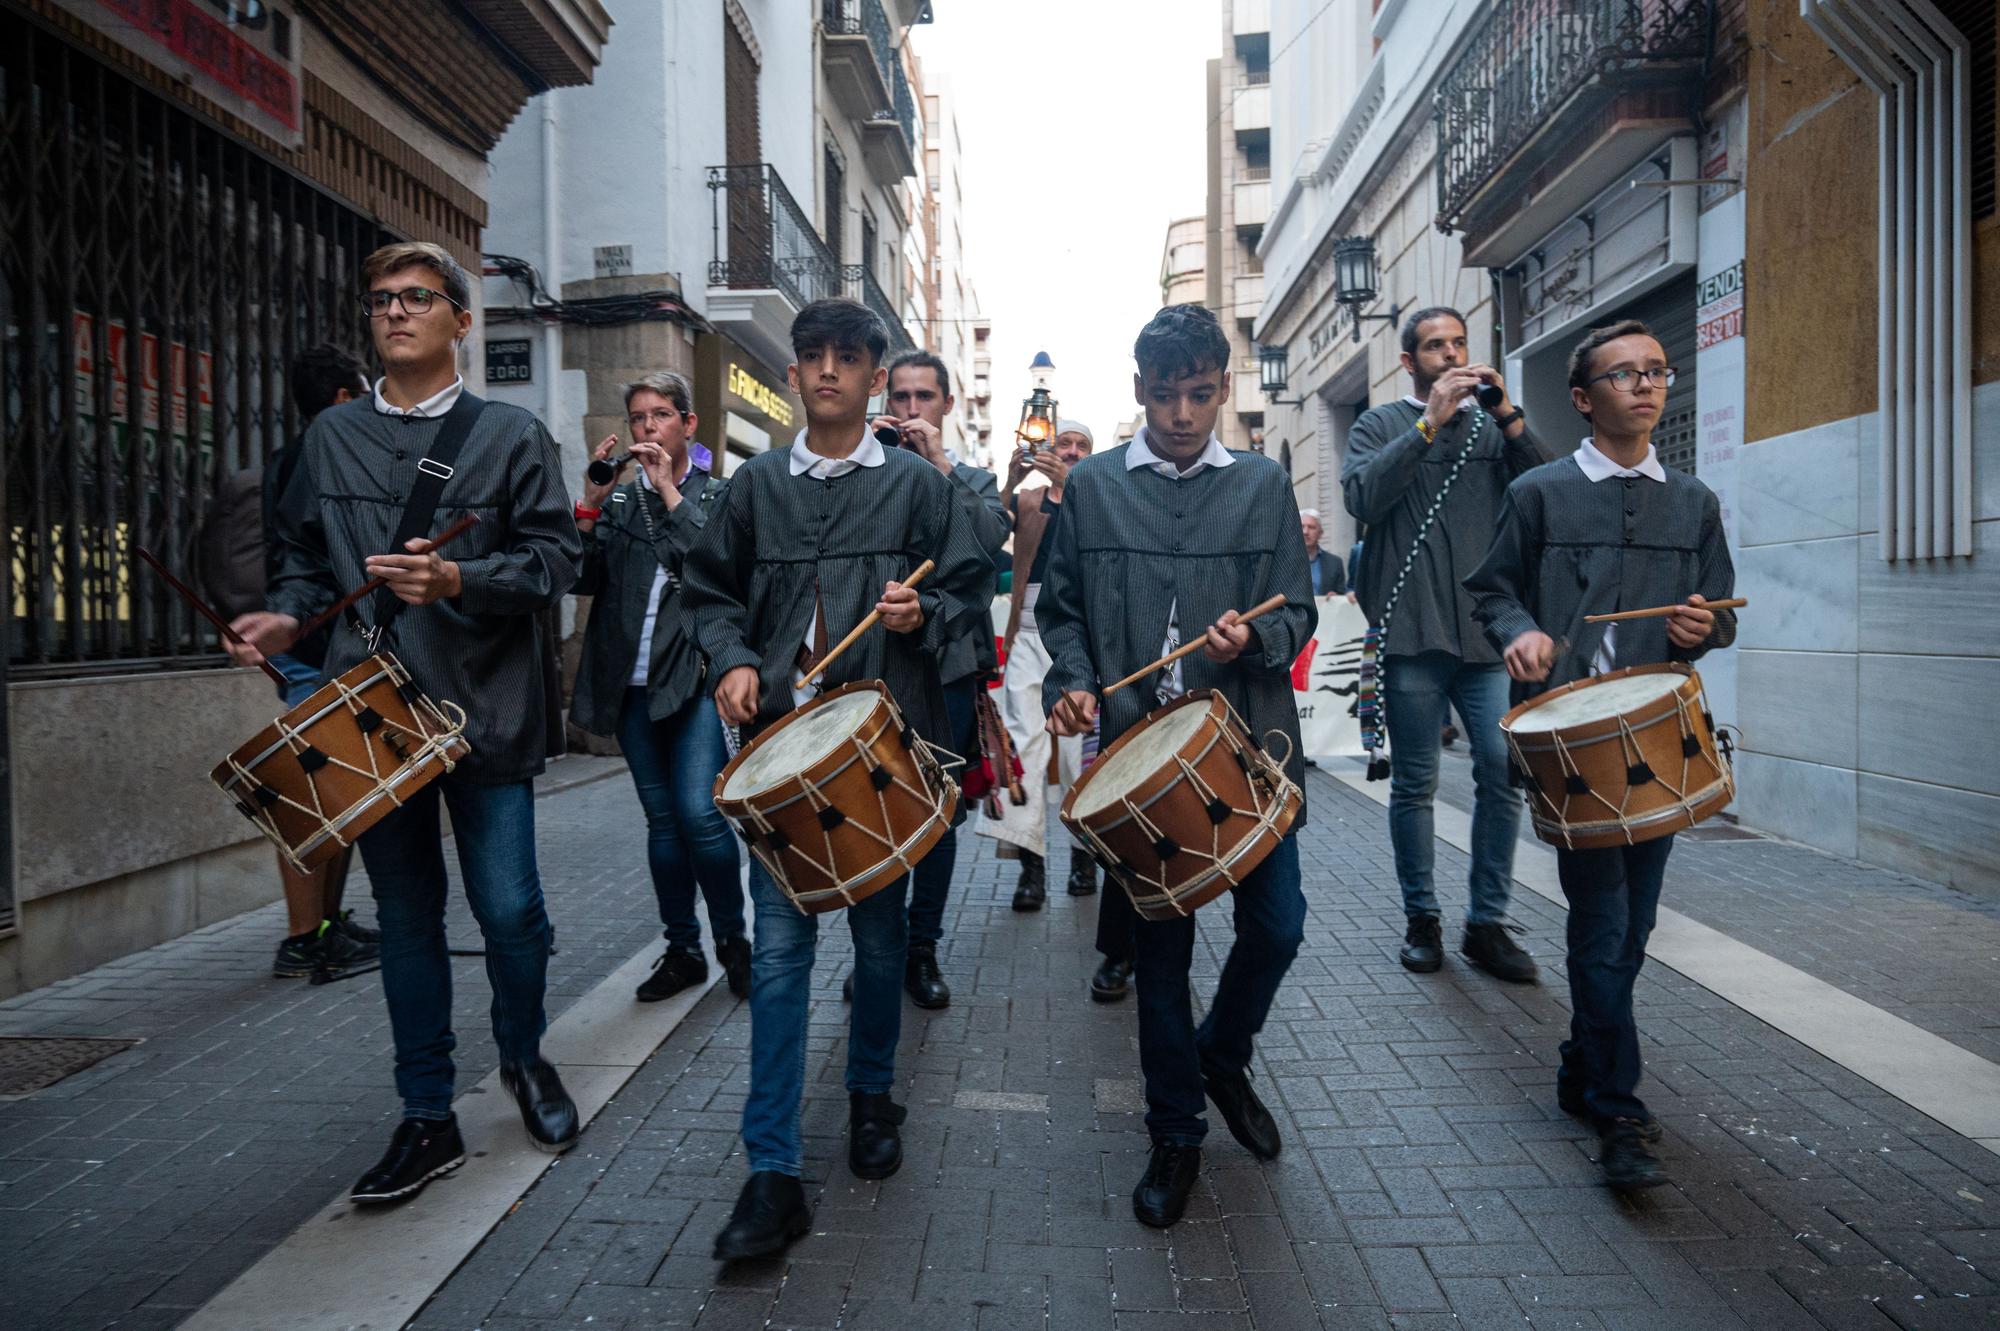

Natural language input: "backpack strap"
[363,391,487,646]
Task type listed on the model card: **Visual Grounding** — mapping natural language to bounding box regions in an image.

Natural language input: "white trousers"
[975,626,1080,859]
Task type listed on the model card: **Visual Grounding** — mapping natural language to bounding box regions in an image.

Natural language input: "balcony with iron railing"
[844,265,916,351]
[821,0,894,124]
[1433,0,1709,238]
[861,55,919,182]
[707,162,842,312]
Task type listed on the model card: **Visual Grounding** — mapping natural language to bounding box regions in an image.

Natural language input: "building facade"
[0,0,611,995]
[1203,4,1270,453]
[922,75,989,467]
[1161,216,1207,308]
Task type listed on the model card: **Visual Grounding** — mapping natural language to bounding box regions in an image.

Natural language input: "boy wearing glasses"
[570,372,748,1006]
[227,241,583,1203]
[1464,318,1735,1193]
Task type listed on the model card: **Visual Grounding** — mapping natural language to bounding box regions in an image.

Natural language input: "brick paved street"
[2,758,1997,1329]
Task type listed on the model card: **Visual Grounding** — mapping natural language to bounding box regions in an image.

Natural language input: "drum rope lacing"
[1358,409,1488,779]
[220,657,467,872]
[722,702,962,914]
[1073,695,1300,920]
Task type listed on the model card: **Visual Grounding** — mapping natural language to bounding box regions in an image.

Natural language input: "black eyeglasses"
[1587,366,1677,392]
[359,287,464,318]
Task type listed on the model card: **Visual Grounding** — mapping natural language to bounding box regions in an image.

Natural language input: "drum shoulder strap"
[366,392,488,638]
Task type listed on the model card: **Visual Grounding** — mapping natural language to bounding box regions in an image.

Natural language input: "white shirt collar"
[1573,437,1667,483]
[1125,426,1234,479]
[372,375,464,419]
[788,425,886,478]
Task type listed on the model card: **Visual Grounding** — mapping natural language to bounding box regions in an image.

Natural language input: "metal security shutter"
[1622,278,1698,475]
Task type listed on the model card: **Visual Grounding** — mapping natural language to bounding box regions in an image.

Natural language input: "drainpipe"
[542,90,563,441]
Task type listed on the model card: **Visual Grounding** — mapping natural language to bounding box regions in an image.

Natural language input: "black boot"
[904,941,951,1009]
[1012,852,1046,912]
[1065,853,1099,896]
[636,945,707,1002]
[1462,922,1539,984]
[1202,1065,1281,1160]
[848,1091,907,1180]
[500,1058,580,1153]
[1131,1142,1202,1228]
[1090,956,1133,1003]
[350,1116,466,1204]
[1599,1119,1669,1192]
[712,1171,812,1261]
[1399,914,1443,973]
[715,935,753,1000]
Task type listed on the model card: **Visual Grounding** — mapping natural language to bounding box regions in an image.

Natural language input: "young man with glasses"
[1465,318,1735,1193]
[1341,306,1546,984]
[227,241,584,1203]
[571,372,748,1005]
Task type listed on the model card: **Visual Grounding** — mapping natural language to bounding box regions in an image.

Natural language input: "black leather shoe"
[350,1116,465,1204]
[1203,1066,1281,1160]
[1090,956,1133,1003]
[636,945,707,1002]
[1065,853,1099,896]
[848,1091,907,1180]
[716,935,753,1000]
[1012,853,1046,911]
[1400,915,1443,973]
[1558,1084,1662,1141]
[1131,1142,1202,1228]
[500,1059,580,1153]
[712,1171,812,1262]
[1599,1119,1669,1192]
[904,941,951,1009]
[1462,922,1539,984]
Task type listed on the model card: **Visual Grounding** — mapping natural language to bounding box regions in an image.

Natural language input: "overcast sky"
[911,5,1219,444]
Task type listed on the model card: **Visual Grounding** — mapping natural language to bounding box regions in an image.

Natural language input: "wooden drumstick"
[294,513,483,639]
[803,559,937,687]
[134,545,287,685]
[1585,597,1746,624]
[1103,593,1290,697]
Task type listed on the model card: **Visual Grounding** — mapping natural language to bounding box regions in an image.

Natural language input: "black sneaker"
[274,921,378,980]
[1202,1065,1281,1160]
[1065,854,1099,896]
[904,941,950,1009]
[1599,1119,1669,1192]
[1013,853,1047,911]
[1557,1084,1662,1141]
[350,1116,466,1204]
[1461,922,1539,984]
[331,909,380,945]
[636,946,708,1002]
[1131,1142,1202,1228]
[1399,915,1443,973]
[716,936,753,1000]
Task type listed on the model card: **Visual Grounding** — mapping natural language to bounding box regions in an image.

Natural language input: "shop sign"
[1695,260,1744,349]
[728,362,793,429]
[72,313,214,439]
[62,0,303,146]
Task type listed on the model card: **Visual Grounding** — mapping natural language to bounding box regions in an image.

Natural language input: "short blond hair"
[361,241,471,311]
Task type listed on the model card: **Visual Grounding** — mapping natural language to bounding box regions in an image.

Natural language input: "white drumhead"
[1072,703,1212,817]
[1510,673,1684,733]
[721,692,879,799]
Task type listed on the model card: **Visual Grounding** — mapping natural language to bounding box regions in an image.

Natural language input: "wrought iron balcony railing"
[844,265,915,351]
[707,163,842,311]
[823,0,896,79]
[870,56,918,158]
[1433,0,1709,232]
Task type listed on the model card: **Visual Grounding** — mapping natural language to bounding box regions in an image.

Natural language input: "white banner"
[1292,594,1371,759]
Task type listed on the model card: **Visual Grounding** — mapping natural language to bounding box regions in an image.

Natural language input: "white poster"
[1292,594,1371,759]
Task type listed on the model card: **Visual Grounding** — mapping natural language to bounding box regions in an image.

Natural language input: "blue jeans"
[618,688,744,951]
[271,652,322,708]
[907,676,977,946]
[1384,652,1519,924]
[357,776,552,1120]
[740,862,908,1176]
[1556,836,1674,1124]
[1133,836,1305,1145]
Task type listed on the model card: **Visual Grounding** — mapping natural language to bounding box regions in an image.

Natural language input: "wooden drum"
[713,681,958,914]
[213,653,470,873]
[1061,691,1302,921]
[1500,662,1733,850]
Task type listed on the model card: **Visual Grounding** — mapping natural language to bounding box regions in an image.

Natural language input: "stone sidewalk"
[406,769,2000,1331]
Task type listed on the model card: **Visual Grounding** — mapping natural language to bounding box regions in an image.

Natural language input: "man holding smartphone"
[1342,306,1545,984]
[854,351,1011,1009]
